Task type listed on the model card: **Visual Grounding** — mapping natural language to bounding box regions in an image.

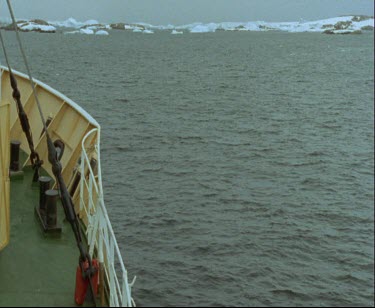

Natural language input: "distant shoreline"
[0,15,373,35]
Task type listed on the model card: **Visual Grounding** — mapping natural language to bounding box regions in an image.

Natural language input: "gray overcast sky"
[0,0,373,24]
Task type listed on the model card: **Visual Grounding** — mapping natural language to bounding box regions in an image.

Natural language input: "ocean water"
[2,30,374,306]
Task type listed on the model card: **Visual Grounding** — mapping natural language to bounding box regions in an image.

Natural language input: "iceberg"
[190,23,217,33]
[171,30,183,35]
[143,29,154,34]
[79,28,94,35]
[95,30,109,35]
[50,17,85,28]
[49,18,99,29]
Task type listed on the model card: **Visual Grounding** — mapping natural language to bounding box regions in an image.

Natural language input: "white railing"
[79,128,136,307]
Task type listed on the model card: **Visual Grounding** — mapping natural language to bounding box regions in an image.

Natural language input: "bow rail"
[79,128,136,307]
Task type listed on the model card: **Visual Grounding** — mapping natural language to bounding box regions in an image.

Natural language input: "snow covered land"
[0,15,373,35]
[173,15,374,34]
[0,19,57,33]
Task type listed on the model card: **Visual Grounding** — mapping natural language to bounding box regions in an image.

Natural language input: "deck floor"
[0,166,83,306]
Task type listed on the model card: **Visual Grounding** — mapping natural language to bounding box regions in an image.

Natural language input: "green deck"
[0,165,84,306]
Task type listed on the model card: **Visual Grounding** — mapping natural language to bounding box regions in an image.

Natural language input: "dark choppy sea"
[3,30,374,306]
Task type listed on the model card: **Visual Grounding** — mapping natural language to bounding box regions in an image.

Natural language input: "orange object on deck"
[74,259,99,305]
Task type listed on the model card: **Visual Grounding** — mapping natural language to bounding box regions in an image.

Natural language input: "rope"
[5,0,48,130]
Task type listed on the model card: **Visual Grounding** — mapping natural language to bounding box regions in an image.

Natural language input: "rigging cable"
[0,30,43,182]
[4,0,97,305]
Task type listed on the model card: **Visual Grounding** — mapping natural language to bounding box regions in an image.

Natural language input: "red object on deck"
[75,259,99,305]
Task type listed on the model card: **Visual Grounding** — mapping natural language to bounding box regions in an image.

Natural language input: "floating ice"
[143,29,154,34]
[95,30,109,35]
[171,30,183,35]
[79,28,94,35]
[63,30,79,35]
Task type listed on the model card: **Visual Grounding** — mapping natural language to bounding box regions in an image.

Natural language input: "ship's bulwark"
[0,96,10,251]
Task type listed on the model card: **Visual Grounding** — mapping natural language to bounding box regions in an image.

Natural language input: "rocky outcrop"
[110,23,126,30]
[29,19,49,26]
[361,25,374,31]
[80,23,107,30]
[322,17,373,34]
[110,23,145,30]
[234,25,246,31]
[334,21,352,30]
[352,15,373,22]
